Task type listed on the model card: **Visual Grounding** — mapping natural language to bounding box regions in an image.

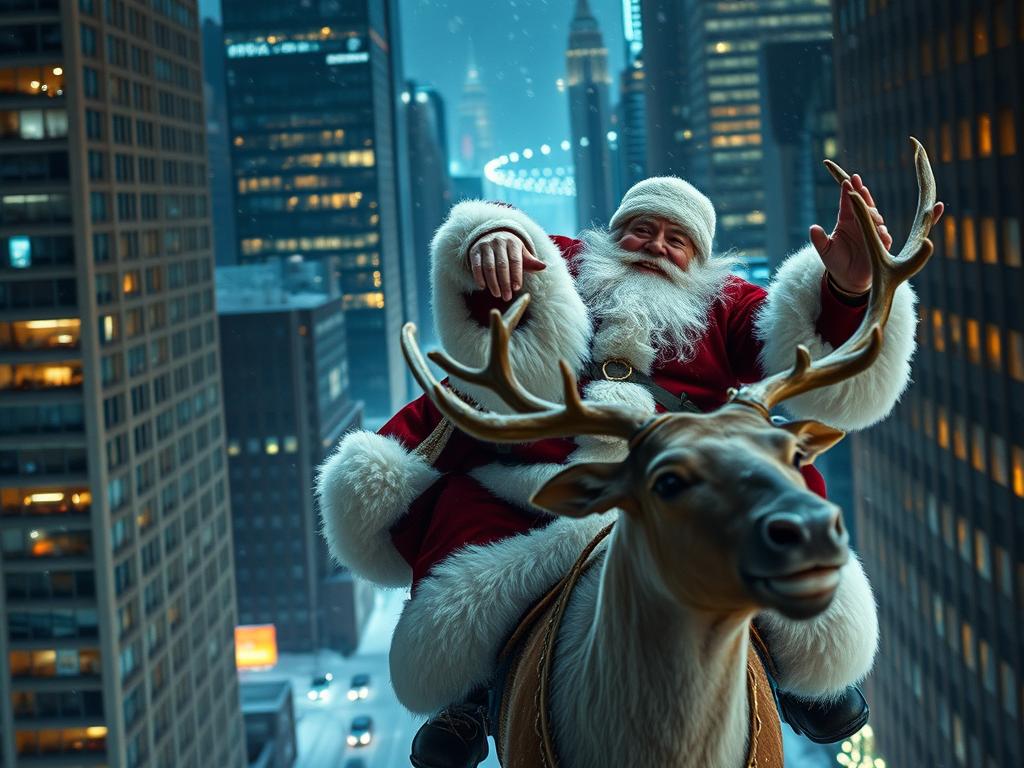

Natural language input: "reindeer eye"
[653,471,689,500]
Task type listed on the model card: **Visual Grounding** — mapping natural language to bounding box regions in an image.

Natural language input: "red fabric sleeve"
[722,277,770,383]
[815,273,868,348]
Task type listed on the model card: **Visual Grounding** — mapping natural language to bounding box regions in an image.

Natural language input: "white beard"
[573,229,740,372]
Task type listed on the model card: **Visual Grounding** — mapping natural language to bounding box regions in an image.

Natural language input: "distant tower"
[456,40,494,174]
[567,0,616,229]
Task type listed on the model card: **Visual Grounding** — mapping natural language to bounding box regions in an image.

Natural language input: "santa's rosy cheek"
[618,235,646,253]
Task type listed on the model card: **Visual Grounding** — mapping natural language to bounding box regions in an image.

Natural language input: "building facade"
[616,0,646,194]
[217,265,361,653]
[454,41,493,176]
[641,0,832,268]
[566,0,615,230]
[0,1,245,766]
[833,1,1024,765]
[221,0,410,423]
[404,82,451,346]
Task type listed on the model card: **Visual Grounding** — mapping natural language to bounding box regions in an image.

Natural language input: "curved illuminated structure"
[483,140,577,198]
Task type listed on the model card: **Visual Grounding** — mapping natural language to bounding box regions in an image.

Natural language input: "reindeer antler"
[401,296,648,443]
[731,137,937,416]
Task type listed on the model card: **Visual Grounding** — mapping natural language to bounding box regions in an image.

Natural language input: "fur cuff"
[389,513,615,713]
[755,554,878,701]
[431,200,591,413]
[754,244,917,430]
[316,431,440,587]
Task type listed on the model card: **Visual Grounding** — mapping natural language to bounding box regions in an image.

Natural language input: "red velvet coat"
[386,235,866,589]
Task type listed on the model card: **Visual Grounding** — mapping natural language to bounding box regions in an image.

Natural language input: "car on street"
[346,715,373,748]
[307,672,334,702]
[347,673,371,701]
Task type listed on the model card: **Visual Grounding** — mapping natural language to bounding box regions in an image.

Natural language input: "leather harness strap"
[495,523,784,768]
[585,360,702,414]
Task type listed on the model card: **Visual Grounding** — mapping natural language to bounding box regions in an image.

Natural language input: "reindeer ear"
[778,420,846,463]
[531,461,635,518]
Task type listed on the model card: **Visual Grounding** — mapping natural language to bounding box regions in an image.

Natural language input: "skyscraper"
[0,1,246,766]
[405,82,452,345]
[221,0,411,423]
[567,0,616,229]
[617,0,647,193]
[833,1,1023,766]
[455,41,494,175]
[641,0,832,266]
[217,264,361,653]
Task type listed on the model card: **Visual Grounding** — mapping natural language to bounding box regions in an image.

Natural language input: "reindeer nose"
[760,507,847,554]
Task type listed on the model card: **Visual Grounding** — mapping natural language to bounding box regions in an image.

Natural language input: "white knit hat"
[608,176,717,260]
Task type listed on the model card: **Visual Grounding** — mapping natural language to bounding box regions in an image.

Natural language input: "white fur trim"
[468,462,566,511]
[590,322,657,375]
[431,200,591,413]
[316,431,440,587]
[754,244,918,430]
[755,554,878,701]
[389,513,616,713]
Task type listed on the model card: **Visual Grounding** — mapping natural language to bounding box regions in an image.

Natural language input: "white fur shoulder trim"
[755,554,878,701]
[316,431,440,587]
[389,513,615,713]
[431,200,591,413]
[754,244,917,430]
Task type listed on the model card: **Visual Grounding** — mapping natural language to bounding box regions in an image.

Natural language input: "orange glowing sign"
[235,624,278,670]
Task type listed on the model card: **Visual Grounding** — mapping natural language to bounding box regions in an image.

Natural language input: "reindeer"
[400,140,937,767]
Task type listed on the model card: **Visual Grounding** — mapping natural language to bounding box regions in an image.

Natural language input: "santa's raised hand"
[810,173,944,296]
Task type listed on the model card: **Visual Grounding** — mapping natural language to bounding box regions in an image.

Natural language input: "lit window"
[1013,446,1024,497]
[283,436,298,454]
[941,123,953,162]
[966,319,981,363]
[971,423,987,472]
[932,594,944,636]
[980,640,995,692]
[978,113,993,156]
[962,623,976,669]
[998,108,1017,155]
[958,117,973,159]
[953,415,967,460]
[973,13,990,56]
[943,215,957,258]
[264,438,279,455]
[981,217,998,263]
[1009,331,1024,381]
[957,516,971,560]
[227,440,240,457]
[961,216,976,261]
[986,324,1002,369]
[948,313,962,353]
[931,309,945,351]
[937,407,949,448]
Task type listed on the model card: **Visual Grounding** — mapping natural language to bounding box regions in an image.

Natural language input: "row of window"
[935,112,1018,163]
[941,216,1021,267]
[84,107,205,157]
[93,225,210,264]
[0,487,90,517]
[924,307,1024,379]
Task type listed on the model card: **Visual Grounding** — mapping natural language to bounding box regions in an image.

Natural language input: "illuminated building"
[0,1,245,766]
[566,0,616,229]
[617,0,647,192]
[222,0,411,422]
[455,40,494,175]
[640,0,832,267]
[833,1,1024,766]
[216,263,362,653]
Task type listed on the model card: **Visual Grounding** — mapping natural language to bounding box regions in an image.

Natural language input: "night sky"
[200,0,627,166]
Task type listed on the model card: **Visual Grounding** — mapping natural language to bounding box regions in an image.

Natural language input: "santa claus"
[317,173,942,768]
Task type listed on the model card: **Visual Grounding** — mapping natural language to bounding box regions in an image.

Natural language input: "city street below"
[241,588,837,768]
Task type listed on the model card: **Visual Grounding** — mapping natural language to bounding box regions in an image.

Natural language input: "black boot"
[778,684,869,744]
[410,701,489,768]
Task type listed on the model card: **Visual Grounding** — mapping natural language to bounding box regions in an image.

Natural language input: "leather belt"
[586,360,702,415]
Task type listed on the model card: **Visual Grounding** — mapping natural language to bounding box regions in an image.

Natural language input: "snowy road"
[241,588,834,768]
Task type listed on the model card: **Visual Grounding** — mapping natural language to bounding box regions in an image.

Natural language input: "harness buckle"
[601,359,633,381]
